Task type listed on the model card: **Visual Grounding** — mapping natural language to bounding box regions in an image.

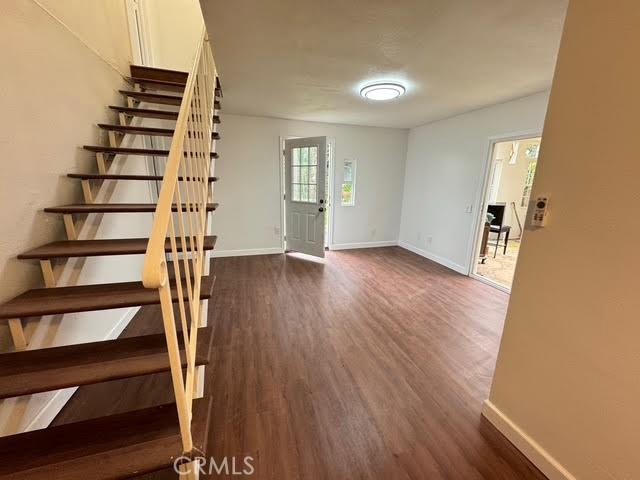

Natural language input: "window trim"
[341,159,356,207]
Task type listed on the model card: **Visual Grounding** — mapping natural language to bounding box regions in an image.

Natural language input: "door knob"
[318,207,324,212]
[319,199,324,204]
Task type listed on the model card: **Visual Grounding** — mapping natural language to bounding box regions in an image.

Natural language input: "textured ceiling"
[201,0,567,128]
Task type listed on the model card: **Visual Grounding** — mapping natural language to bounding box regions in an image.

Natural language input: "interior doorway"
[280,136,335,257]
[471,135,542,291]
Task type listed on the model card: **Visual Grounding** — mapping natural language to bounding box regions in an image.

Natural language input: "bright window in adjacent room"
[341,159,356,206]
[291,146,319,203]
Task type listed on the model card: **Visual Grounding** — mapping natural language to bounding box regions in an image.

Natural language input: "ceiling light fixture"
[360,82,406,101]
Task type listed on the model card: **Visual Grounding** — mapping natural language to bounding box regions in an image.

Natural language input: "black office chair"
[486,203,511,257]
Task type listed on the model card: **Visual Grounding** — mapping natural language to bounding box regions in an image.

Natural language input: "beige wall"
[145,0,203,71]
[0,0,132,307]
[486,1,640,478]
[0,0,155,434]
[35,0,132,75]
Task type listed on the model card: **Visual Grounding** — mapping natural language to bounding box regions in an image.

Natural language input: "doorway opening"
[280,136,335,257]
[471,135,541,291]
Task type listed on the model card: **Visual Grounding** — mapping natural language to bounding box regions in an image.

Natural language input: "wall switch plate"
[531,195,550,227]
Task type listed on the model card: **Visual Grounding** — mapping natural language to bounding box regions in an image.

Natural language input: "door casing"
[279,136,336,253]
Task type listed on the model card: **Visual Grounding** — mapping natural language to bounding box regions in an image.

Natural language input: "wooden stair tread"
[119,90,183,106]
[0,275,215,320]
[44,203,218,214]
[68,173,218,182]
[83,145,218,158]
[18,236,217,260]
[0,396,212,479]
[118,91,221,110]
[109,106,220,123]
[130,65,188,84]
[0,327,213,399]
[109,105,178,120]
[128,73,221,96]
[127,76,186,93]
[97,124,220,139]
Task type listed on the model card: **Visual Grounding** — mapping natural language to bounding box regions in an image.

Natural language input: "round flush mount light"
[360,82,406,101]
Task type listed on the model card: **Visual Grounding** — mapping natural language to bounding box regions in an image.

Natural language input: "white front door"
[284,137,327,258]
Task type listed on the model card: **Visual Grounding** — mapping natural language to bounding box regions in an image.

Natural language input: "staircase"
[0,29,220,479]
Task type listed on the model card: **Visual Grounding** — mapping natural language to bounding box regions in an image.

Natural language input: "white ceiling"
[201,0,567,129]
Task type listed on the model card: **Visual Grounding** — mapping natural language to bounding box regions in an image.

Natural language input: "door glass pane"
[290,145,319,204]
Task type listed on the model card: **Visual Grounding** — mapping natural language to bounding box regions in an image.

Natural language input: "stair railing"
[142,26,216,458]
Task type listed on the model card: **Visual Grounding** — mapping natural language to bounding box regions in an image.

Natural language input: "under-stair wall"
[0,1,151,435]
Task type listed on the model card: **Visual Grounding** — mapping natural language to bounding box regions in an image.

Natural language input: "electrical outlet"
[274,226,281,237]
[426,235,433,245]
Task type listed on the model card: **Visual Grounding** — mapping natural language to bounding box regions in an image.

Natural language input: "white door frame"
[324,138,336,249]
[279,136,336,252]
[126,0,161,201]
[467,129,542,292]
[125,0,154,66]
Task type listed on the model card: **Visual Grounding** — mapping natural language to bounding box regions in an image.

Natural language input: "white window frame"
[341,159,356,207]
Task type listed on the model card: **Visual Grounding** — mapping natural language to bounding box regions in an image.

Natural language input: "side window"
[341,159,356,206]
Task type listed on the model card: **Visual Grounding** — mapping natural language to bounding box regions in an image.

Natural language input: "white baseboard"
[22,306,139,433]
[212,247,284,258]
[398,241,467,274]
[330,240,398,251]
[482,400,576,480]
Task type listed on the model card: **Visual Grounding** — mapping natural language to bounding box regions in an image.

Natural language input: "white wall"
[144,0,204,71]
[213,114,408,255]
[0,0,154,435]
[485,1,640,478]
[398,92,550,274]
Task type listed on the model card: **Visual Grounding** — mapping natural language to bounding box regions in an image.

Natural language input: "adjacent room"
[475,137,542,289]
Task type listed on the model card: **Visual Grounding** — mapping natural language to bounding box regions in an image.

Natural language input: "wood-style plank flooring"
[53,247,545,479]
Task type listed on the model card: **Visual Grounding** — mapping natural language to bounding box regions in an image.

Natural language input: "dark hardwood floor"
[53,247,545,479]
